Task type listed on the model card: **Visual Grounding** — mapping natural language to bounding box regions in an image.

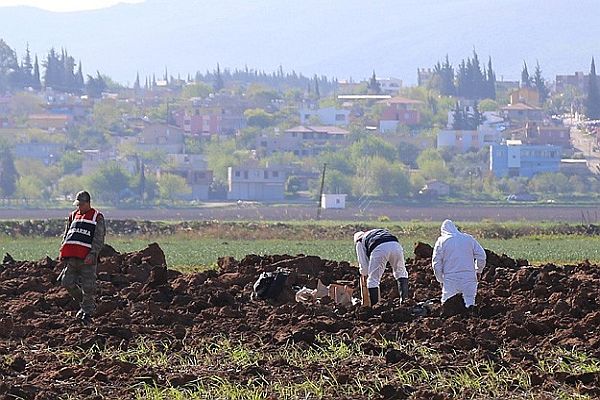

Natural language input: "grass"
[3,233,600,271]
[42,334,600,400]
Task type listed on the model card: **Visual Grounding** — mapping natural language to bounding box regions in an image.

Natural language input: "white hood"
[353,231,365,243]
[440,219,459,236]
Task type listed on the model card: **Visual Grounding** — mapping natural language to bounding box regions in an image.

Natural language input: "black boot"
[368,287,379,305]
[397,278,410,303]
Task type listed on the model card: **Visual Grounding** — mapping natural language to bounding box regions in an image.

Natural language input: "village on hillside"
[1,38,600,208]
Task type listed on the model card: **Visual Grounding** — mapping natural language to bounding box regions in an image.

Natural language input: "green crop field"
[2,233,600,272]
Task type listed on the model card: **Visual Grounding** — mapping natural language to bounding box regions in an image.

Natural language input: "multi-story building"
[227,164,287,201]
[437,126,503,151]
[555,72,589,95]
[378,96,423,132]
[256,125,350,157]
[490,140,561,178]
[299,107,350,126]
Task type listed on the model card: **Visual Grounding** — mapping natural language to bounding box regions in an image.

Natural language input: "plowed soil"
[0,243,599,399]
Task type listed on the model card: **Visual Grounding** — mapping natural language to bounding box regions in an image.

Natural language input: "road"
[570,124,600,174]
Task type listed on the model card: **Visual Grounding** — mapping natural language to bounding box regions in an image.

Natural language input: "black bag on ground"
[253,269,289,300]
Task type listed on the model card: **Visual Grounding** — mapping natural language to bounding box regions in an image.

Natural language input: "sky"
[0,0,144,12]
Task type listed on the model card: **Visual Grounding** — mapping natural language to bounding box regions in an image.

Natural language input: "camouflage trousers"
[60,257,97,315]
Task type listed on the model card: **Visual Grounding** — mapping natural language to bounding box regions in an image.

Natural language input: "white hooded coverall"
[432,219,486,307]
[355,230,408,289]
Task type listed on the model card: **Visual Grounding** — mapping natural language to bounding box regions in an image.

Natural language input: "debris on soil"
[0,241,599,399]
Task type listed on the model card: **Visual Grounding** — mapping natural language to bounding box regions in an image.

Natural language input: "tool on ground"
[360,275,371,307]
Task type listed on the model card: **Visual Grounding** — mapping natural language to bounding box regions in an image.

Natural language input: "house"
[525,122,571,148]
[321,193,347,209]
[13,141,65,165]
[509,87,540,107]
[555,72,589,95]
[437,126,502,151]
[159,154,213,200]
[378,96,423,132]
[136,122,185,154]
[257,125,350,157]
[27,114,71,131]
[490,140,561,178]
[299,107,350,126]
[227,165,287,201]
[376,78,403,95]
[419,180,450,197]
[173,106,246,136]
[501,103,544,124]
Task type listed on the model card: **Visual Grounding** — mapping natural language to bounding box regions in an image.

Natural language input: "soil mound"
[0,243,599,399]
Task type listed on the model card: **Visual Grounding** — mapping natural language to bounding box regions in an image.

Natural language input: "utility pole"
[316,163,327,220]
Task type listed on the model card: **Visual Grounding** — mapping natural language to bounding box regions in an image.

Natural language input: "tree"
[56,174,84,200]
[214,63,224,91]
[349,135,397,163]
[86,71,107,98]
[133,71,141,92]
[85,162,132,205]
[244,108,275,128]
[16,175,45,202]
[585,57,600,120]
[532,61,549,104]
[158,173,191,203]
[58,151,84,175]
[367,70,381,94]
[0,39,19,91]
[180,82,212,99]
[369,158,411,197]
[486,57,496,99]
[32,55,41,90]
[521,61,531,88]
[432,55,455,96]
[0,146,18,197]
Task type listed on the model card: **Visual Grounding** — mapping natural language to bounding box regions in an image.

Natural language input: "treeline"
[194,64,337,95]
[0,38,108,96]
[430,51,496,100]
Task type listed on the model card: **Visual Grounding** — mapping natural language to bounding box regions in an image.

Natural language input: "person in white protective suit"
[354,229,409,305]
[432,219,486,308]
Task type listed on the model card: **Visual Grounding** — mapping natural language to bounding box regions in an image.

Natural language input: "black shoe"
[368,287,379,305]
[397,278,410,303]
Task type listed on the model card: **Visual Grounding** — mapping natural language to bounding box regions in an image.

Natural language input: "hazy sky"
[0,0,144,12]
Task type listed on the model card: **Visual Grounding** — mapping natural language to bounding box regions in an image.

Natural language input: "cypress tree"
[32,55,41,90]
[521,61,531,88]
[486,57,496,99]
[134,72,141,91]
[585,57,600,120]
[533,61,548,104]
[368,70,381,94]
[214,63,224,91]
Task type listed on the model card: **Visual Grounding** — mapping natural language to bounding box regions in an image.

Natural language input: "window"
[235,171,240,177]
[260,141,267,147]
[336,198,340,204]
[335,114,345,121]
[264,171,268,179]
[292,132,297,137]
[272,171,279,178]
[243,171,248,179]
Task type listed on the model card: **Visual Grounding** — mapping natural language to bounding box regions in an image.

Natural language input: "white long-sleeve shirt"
[432,220,486,283]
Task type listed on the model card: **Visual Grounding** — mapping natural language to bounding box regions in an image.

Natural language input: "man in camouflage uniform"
[59,190,105,325]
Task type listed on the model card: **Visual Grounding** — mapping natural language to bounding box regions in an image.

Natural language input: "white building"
[321,193,347,209]
[299,107,350,126]
[227,165,287,201]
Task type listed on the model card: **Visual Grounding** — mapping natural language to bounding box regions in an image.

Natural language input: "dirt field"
[2,204,600,222]
[0,243,599,398]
